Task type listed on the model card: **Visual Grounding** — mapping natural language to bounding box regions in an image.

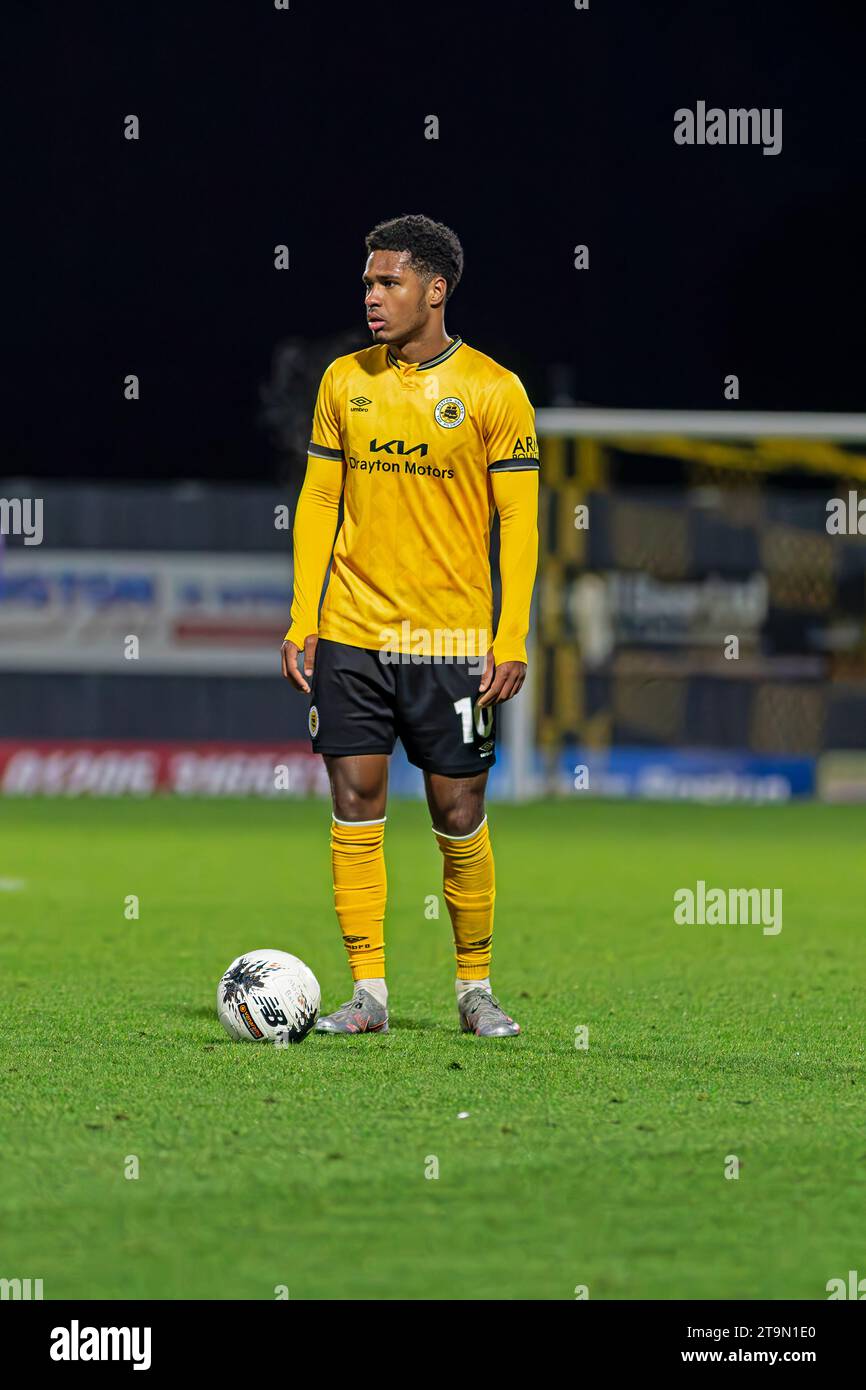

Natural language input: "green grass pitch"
[1,796,864,1300]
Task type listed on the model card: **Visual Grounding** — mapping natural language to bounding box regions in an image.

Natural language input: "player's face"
[363,250,435,344]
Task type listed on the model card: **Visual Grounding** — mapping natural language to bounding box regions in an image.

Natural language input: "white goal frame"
[501,408,866,802]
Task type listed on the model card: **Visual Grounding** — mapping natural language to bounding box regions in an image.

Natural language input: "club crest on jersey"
[308,705,319,738]
[434,397,466,429]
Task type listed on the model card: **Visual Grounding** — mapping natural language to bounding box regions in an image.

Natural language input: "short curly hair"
[365,214,464,301]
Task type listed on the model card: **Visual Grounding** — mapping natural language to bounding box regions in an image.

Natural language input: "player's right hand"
[281,635,318,693]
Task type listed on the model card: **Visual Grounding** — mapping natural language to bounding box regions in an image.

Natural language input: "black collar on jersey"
[386,335,463,372]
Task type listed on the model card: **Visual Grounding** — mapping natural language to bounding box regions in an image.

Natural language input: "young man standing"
[281,214,539,1036]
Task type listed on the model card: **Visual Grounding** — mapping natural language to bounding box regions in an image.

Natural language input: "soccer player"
[281,214,539,1036]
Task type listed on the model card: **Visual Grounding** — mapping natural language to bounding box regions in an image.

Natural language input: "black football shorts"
[307,638,496,776]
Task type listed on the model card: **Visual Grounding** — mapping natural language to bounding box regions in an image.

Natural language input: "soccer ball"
[217,949,320,1044]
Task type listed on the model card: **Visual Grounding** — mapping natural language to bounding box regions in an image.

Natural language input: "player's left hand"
[477,651,526,707]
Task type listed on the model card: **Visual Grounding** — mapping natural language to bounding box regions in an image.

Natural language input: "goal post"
[500,408,866,803]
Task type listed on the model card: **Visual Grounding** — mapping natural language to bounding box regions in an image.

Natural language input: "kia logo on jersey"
[369,439,429,457]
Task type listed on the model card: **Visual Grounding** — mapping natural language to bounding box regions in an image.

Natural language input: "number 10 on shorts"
[453,696,494,745]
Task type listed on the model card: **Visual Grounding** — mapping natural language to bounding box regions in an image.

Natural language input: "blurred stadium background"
[6,2,866,1309]
[4,408,866,804]
[4,0,866,802]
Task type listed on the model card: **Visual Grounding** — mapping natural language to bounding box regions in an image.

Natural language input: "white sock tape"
[431,814,487,841]
[332,814,387,827]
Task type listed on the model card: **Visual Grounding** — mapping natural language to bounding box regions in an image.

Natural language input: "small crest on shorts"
[308,705,319,738]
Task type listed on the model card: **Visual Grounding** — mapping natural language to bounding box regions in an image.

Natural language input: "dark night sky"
[8,0,866,482]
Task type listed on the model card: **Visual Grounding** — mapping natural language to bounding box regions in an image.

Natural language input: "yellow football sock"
[433,816,495,979]
[330,816,387,981]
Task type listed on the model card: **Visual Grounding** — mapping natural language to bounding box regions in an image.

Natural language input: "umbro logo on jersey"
[511,435,539,458]
[350,396,372,411]
[370,438,429,457]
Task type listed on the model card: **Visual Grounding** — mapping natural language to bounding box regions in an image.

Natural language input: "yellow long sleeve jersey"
[285,336,539,665]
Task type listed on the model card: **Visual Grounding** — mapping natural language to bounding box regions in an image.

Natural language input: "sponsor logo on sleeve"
[512,435,539,458]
